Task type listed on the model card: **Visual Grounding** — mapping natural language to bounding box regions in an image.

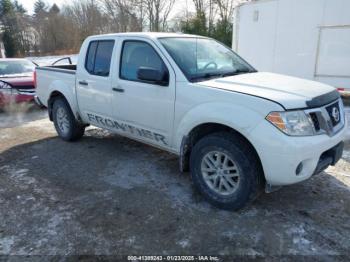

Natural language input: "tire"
[52,97,85,141]
[190,132,263,210]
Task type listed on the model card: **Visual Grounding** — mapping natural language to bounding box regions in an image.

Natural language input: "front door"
[111,37,176,149]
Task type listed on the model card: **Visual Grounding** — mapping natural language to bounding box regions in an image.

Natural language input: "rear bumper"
[34,95,44,107]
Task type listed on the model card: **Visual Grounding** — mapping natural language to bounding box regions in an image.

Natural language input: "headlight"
[266,111,315,136]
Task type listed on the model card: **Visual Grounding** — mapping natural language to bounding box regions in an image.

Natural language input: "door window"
[120,41,168,82]
[85,40,114,77]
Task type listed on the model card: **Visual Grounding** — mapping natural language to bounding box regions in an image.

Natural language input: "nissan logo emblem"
[332,107,340,122]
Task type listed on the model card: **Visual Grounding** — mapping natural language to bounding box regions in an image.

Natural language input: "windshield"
[0,60,36,77]
[159,37,256,82]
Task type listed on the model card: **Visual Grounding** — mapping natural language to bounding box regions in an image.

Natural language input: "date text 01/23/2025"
[127,255,220,261]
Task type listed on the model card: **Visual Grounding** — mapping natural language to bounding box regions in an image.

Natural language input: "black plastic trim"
[36,66,76,75]
[306,90,340,108]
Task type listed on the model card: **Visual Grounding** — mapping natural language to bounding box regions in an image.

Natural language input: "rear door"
[76,39,116,122]
[110,37,176,149]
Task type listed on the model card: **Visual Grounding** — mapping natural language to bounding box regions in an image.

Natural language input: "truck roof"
[86,32,207,41]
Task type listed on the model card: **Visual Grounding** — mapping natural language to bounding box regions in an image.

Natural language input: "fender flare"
[47,80,80,121]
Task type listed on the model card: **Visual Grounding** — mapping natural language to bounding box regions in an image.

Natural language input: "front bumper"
[249,117,347,186]
[313,142,344,175]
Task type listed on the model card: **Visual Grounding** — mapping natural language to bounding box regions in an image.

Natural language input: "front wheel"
[52,98,85,141]
[190,132,263,210]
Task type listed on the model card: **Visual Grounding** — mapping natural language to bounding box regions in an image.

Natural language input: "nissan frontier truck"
[35,33,347,210]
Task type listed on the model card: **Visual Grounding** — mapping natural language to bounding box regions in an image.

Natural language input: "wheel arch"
[47,90,81,123]
[48,91,66,121]
[179,122,265,184]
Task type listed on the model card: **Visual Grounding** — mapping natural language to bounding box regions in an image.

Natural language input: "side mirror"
[137,67,168,86]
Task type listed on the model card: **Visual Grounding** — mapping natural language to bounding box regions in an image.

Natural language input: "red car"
[0,58,36,107]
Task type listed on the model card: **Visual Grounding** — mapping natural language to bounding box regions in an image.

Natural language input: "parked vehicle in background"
[0,59,37,107]
[232,0,350,97]
[36,33,347,210]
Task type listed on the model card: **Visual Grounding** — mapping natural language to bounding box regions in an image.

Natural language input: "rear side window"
[85,40,114,77]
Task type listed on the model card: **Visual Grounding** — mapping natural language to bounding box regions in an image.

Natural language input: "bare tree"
[192,0,205,14]
[64,0,107,43]
[101,0,142,32]
[214,0,249,23]
[144,0,174,32]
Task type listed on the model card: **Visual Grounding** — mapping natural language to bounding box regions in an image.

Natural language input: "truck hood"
[197,72,337,109]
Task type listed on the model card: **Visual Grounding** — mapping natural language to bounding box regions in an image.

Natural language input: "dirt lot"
[0,103,350,260]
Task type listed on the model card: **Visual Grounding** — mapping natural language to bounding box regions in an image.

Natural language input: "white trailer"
[232,0,350,96]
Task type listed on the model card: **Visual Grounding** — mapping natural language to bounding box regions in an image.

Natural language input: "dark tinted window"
[85,41,98,74]
[85,40,114,76]
[120,41,167,81]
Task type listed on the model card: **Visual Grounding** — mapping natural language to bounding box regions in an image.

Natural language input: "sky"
[20,0,190,17]
[21,0,68,14]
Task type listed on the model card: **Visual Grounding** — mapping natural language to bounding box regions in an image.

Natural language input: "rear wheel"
[52,98,85,141]
[190,132,263,210]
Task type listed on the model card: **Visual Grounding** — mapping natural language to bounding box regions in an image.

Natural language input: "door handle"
[112,87,125,93]
[79,81,88,86]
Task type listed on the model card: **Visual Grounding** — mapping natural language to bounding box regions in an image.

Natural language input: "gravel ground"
[0,103,349,260]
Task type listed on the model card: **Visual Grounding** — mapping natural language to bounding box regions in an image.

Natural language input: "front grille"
[325,101,341,127]
[309,112,320,131]
[15,85,35,90]
[306,99,345,136]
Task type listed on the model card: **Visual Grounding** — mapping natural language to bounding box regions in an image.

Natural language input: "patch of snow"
[103,167,148,190]
[285,225,323,255]
[0,165,10,171]
[241,248,264,256]
[104,153,211,211]
[241,207,259,217]
[14,169,29,176]
[177,239,190,248]
[342,150,350,161]
[0,236,15,254]
[0,134,10,139]
[292,236,311,246]
[126,236,136,245]
[23,119,55,133]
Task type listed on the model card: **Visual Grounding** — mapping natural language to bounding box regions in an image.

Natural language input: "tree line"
[0,0,249,57]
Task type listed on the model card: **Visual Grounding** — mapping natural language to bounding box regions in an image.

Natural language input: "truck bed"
[35,65,77,108]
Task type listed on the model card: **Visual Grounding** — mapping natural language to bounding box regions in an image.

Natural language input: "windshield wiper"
[190,69,257,82]
[190,72,230,82]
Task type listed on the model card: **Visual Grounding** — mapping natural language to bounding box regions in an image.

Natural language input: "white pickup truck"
[35,33,347,210]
